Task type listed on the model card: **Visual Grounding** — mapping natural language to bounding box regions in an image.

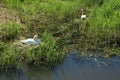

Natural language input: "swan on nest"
[21,35,41,45]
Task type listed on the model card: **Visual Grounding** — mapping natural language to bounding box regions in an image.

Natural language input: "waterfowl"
[81,9,87,19]
[21,35,41,45]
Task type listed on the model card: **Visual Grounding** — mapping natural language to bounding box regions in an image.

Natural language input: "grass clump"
[0,46,22,70]
[0,21,20,41]
[0,42,5,53]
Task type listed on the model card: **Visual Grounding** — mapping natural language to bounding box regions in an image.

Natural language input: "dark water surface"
[0,53,120,80]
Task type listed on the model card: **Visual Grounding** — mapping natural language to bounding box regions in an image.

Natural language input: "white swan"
[21,35,41,45]
[81,9,87,19]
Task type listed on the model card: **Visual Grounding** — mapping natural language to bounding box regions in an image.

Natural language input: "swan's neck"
[33,37,36,39]
[81,11,83,15]
[33,37,37,40]
[33,35,38,39]
[81,9,85,15]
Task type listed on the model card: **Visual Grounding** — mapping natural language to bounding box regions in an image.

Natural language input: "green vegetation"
[0,0,120,70]
[1,21,20,41]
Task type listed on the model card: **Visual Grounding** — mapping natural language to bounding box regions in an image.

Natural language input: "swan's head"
[33,35,38,39]
[81,9,84,12]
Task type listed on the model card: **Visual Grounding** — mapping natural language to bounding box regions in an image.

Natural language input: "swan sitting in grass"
[21,35,41,45]
[81,9,87,19]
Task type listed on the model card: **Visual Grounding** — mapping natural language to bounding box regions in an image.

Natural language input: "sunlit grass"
[0,21,20,41]
[0,0,119,70]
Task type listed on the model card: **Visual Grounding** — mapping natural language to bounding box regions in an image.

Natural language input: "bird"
[21,35,41,45]
[81,9,87,19]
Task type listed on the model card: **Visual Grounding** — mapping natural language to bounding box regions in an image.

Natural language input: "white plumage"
[81,15,86,19]
[21,35,41,45]
[81,9,87,19]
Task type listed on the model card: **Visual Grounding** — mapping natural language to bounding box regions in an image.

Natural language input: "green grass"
[0,21,20,41]
[23,32,64,66]
[0,32,64,70]
[0,0,120,70]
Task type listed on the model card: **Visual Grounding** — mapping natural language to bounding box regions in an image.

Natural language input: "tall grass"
[0,42,5,53]
[0,46,22,70]
[4,0,21,9]
[0,21,20,41]
[3,0,82,20]
[89,0,120,31]
[80,0,120,56]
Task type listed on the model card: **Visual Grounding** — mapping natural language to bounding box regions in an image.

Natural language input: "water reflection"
[0,53,120,80]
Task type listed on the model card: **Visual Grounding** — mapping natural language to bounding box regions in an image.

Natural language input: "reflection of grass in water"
[94,58,101,67]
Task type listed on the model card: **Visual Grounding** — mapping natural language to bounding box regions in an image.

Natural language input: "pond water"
[0,53,120,80]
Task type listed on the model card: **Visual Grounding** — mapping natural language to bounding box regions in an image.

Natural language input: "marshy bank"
[0,0,120,70]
